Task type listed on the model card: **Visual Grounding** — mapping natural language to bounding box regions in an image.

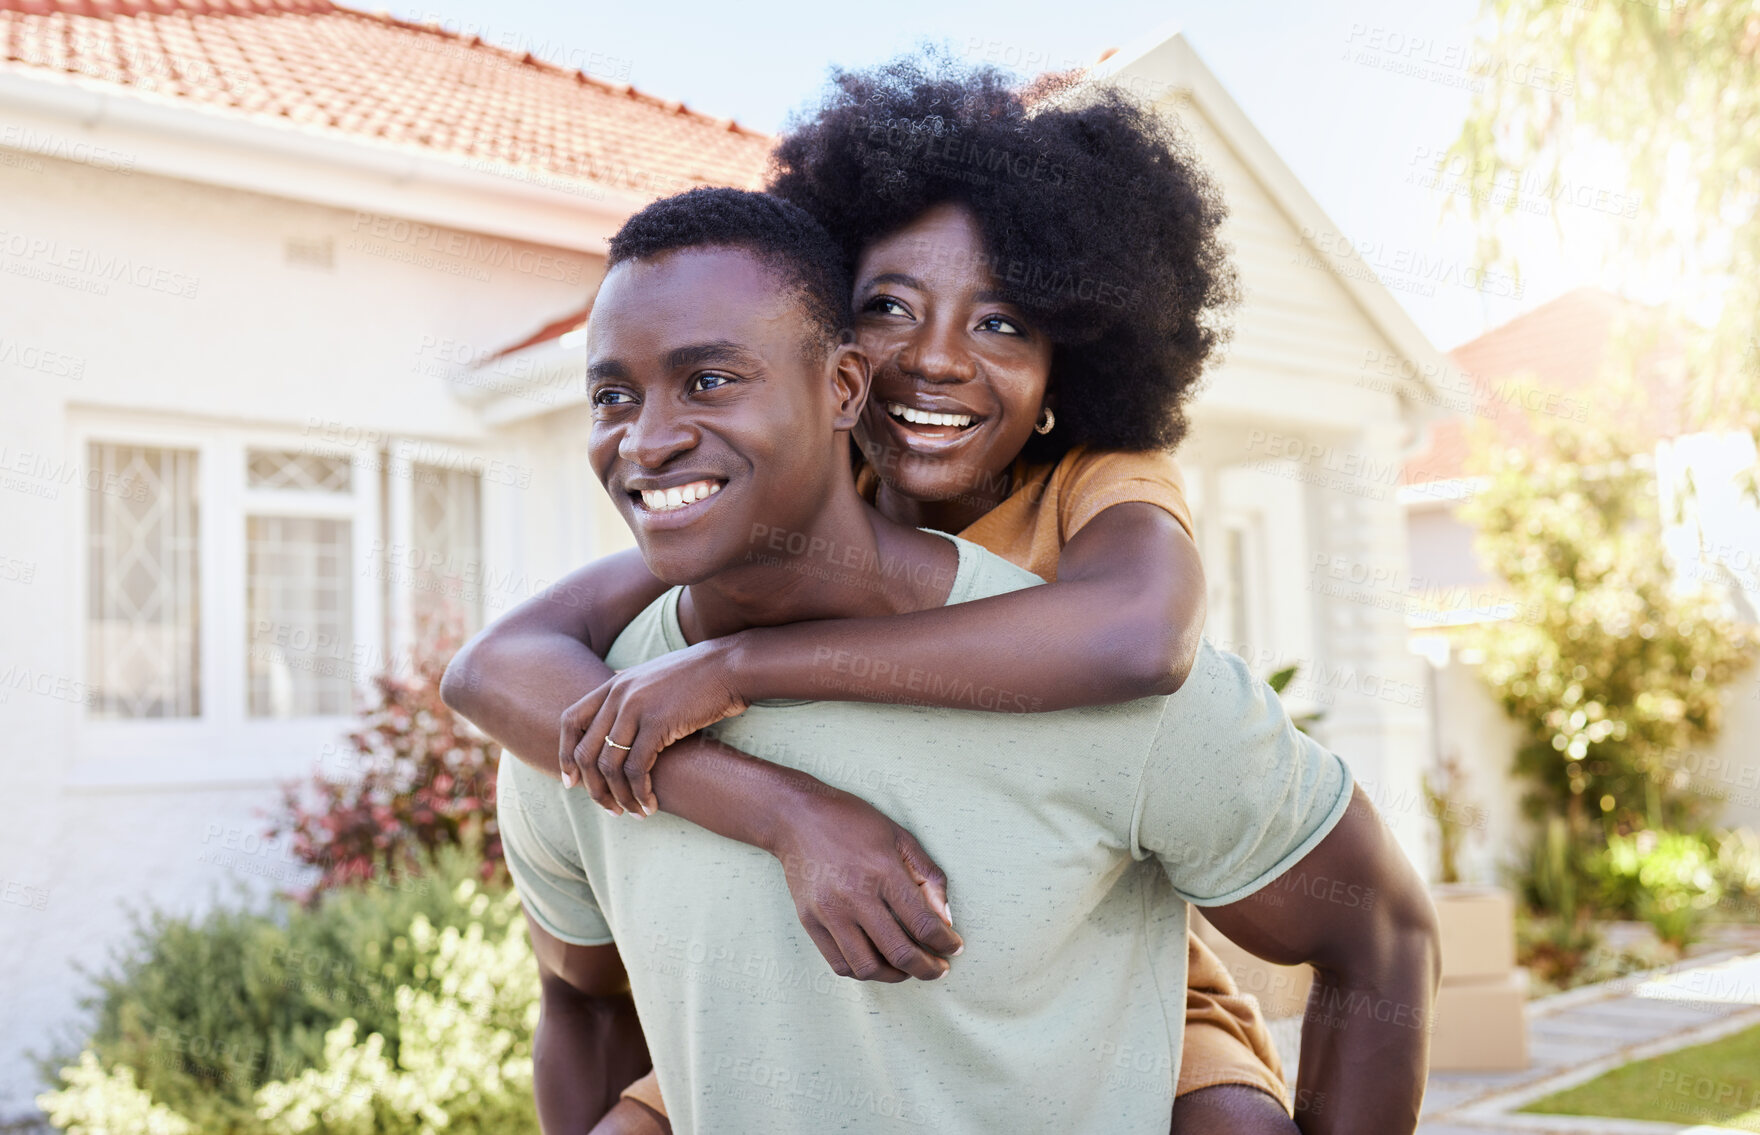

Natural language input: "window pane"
[408,465,482,639]
[246,516,353,717]
[86,444,201,718]
[246,449,351,493]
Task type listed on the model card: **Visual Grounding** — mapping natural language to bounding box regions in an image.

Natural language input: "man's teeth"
[640,480,722,512]
[888,402,974,428]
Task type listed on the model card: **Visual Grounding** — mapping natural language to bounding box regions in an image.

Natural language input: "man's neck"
[676,474,960,644]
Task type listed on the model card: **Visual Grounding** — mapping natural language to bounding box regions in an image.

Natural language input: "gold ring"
[604,739,633,751]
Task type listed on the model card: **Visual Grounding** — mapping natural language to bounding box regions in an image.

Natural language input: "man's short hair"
[606,187,852,350]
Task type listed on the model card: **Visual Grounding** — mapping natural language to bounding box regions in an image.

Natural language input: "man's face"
[585,246,859,585]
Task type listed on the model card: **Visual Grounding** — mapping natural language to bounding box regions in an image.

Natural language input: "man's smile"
[626,476,728,523]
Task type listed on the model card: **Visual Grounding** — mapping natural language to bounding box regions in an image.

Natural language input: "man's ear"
[829,338,871,432]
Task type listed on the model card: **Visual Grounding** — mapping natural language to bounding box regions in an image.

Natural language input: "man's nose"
[619,403,699,468]
[897,317,977,384]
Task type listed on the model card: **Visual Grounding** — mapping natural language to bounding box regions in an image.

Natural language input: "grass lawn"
[1521,1022,1760,1131]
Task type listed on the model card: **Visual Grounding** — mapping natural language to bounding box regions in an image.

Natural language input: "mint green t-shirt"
[498,535,1352,1134]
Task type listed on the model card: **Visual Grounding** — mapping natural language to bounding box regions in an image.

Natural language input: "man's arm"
[1202,786,1441,1135]
[523,912,653,1134]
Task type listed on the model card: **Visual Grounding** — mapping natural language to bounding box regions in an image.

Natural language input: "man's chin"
[632,538,725,588]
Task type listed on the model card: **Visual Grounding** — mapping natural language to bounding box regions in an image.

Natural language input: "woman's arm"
[441,548,667,767]
[568,502,1205,813]
[775,501,1206,703]
[441,555,962,981]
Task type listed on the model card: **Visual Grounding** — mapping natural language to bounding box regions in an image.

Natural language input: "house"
[0,1,1448,1112]
[1400,287,1760,882]
[0,0,769,1110]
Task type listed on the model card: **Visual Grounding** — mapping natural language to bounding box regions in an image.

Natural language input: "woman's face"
[851,202,1054,515]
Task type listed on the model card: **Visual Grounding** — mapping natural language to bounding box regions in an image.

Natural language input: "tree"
[1449,0,1760,425]
[1462,411,1755,839]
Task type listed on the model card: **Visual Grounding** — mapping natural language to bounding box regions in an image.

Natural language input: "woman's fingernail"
[943,903,954,925]
[952,943,964,957]
[561,770,574,787]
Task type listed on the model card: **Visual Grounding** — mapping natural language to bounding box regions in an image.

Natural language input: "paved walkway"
[1413,949,1760,1134]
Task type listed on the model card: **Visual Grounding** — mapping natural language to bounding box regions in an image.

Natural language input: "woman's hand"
[765,786,962,982]
[560,639,751,815]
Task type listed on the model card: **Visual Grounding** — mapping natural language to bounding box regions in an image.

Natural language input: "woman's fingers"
[823,915,910,983]
[861,900,951,981]
[594,708,645,816]
[799,913,856,979]
[626,731,665,818]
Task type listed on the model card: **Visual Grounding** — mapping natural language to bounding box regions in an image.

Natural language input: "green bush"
[38,845,537,1135]
[1592,830,1723,949]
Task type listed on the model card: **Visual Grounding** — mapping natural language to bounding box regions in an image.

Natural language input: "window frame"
[68,414,496,788]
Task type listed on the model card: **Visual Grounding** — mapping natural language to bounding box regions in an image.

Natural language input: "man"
[481,188,1439,1134]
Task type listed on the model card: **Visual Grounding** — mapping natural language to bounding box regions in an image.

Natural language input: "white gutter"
[0,66,648,254]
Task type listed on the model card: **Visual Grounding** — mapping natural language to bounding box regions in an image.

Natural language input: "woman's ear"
[830,340,871,432]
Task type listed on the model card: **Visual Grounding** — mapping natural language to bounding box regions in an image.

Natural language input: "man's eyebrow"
[586,359,628,384]
[666,340,762,370]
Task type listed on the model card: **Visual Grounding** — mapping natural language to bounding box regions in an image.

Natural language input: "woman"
[450,56,1297,1133]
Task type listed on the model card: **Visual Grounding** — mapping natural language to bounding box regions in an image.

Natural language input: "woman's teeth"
[640,480,722,512]
[888,403,974,429]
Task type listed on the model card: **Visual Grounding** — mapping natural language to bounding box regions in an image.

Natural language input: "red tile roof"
[1403,287,1690,486]
[0,0,775,196]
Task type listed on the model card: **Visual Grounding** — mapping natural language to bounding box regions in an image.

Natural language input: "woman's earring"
[1034,407,1056,435]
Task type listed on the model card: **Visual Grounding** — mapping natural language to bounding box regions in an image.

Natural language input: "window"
[408,463,483,638]
[86,443,201,719]
[78,426,486,778]
[246,515,353,717]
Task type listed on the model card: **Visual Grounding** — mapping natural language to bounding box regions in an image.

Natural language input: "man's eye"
[978,314,1023,336]
[592,389,634,407]
[862,296,911,318]
[691,372,736,392]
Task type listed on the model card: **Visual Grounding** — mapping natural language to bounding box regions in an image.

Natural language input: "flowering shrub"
[37,851,539,1135]
[268,638,504,896]
[254,888,538,1135]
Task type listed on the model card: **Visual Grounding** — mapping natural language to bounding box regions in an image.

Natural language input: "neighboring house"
[0,0,768,1111]
[1400,287,1760,882]
[0,3,1448,1112]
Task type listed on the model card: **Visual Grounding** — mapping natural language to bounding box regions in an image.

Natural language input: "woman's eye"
[691,372,735,392]
[978,314,1024,336]
[862,296,911,318]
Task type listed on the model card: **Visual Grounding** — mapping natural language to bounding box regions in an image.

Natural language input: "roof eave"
[0,66,645,254]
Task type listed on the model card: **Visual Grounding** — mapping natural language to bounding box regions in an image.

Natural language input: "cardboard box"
[1192,912,1315,1020]
[1430,969,1530,1072]
[1432,885,1517,982]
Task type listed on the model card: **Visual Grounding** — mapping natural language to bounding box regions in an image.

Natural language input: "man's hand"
[560,639,751,815]
[763,786,963,983]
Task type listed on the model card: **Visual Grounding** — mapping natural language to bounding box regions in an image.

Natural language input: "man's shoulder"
[940,533,1046,603]
[605,587,684,669]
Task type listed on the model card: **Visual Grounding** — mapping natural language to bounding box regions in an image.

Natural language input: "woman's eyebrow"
[857,272,923,292]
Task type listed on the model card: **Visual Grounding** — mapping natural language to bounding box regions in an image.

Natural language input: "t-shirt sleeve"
[496,756,614,946]
[1059,449,1196,542]
[1130,640,1354,906]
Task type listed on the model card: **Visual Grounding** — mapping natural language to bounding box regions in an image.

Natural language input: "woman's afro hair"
[767,52,1240,459]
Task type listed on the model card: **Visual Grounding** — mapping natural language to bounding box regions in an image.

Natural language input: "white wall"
[0,150,601,1113]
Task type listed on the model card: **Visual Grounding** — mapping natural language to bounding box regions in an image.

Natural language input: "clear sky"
[384,0,1631,352]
